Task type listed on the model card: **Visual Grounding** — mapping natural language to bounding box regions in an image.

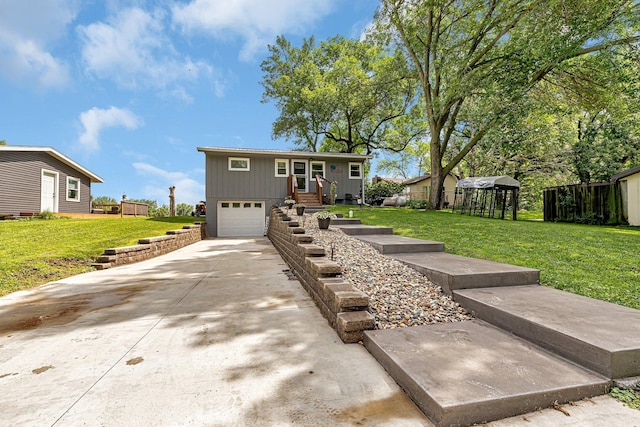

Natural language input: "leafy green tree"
[154,205,170,218]
[0,140,6,145]
[374,0,640,208]
[261,35,423,155]
[176,203,194,216]
[92,196,117,205]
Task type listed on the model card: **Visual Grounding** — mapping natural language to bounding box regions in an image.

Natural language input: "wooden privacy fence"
[543,182,625,225]
[92,201,148,216]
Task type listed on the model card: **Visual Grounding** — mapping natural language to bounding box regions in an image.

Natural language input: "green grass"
[0,216,198,296]
[331,207,640,310]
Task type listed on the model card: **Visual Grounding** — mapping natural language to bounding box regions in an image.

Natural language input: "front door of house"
[41,170,57,212]
[292,160,308,192]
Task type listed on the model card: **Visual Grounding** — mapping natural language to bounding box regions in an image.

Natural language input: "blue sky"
[0,0,379,206]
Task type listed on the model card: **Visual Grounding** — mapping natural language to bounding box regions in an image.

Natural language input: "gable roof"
[404,172,458,185]
[403,174,432,185]
[611,165,640,182]
[197,146,372,161]
[0,145,104,183]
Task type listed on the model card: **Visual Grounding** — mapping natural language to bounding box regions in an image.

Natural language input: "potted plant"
[284,198,295,210]
[312,210,336,229]
[293,203,306,216]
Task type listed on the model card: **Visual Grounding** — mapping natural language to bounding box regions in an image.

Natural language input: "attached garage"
[217,201,266,237]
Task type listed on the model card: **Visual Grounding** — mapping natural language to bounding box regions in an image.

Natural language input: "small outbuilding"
[452,176,520,220]
[403,173,458,207]
[611,165,640,226]
[0,145,103,216]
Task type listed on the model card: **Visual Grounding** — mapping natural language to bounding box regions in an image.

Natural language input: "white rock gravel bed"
[299,214,472,329]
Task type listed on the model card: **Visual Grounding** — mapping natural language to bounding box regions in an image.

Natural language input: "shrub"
[365,181,406,204]
[407,199,429,209]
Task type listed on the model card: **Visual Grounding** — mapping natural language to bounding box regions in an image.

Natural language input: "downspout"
[361,160,365,207]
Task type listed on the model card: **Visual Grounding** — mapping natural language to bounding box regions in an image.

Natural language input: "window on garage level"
[229,157,250,171]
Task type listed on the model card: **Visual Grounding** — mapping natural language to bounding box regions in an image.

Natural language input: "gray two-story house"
[197,147,371,237]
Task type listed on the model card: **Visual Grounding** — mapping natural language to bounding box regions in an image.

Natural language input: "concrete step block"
[333,224,393,235]
[91,262,112,270]
[291,234,313,244]
[97,254,117,263]
[337,311,375,343]
[354,234,444,254]
[338,311,375,332]
[305,258,341,277]
[389,252,539,295]
[331,289,369,313]
[299,244,325,257]
[454,285,640,379]
[331,218,362,225]
[364,320,609,427]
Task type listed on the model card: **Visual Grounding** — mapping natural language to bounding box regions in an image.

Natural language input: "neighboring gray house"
[197,147,371,237]
[0,145,103,216]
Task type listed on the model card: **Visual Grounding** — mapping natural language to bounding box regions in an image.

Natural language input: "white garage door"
[217,201,266,237]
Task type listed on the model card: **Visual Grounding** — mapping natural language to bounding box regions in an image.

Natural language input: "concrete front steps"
[389,251,540,295]
[364,320,609,427]
[333,221,640,426]
[454,285,640,379]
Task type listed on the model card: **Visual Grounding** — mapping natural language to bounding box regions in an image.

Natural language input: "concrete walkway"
[1,238,638,426]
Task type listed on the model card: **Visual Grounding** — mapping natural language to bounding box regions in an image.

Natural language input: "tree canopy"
[374,0,640,208]
[261,35,423,154]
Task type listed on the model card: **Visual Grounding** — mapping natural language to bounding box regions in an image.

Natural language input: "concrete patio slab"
[352,234,445,254]
[364,320,609,427]
[454,285,640,379]
[389,251,539,294]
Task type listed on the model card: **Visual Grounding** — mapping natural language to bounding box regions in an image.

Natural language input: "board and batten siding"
[204,152,364,236]
[0,151,92,215]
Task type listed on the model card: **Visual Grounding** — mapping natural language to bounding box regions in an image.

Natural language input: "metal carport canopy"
[456,176,520,189]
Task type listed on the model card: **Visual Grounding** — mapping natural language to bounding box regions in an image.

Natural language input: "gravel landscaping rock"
[300,214,472,329]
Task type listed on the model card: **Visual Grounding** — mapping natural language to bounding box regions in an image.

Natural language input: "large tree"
[261,35,423,154]
[375,0,640,208]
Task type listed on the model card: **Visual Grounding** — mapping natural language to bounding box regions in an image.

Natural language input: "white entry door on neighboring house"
[217,201,266,237]
[41,170,58,212]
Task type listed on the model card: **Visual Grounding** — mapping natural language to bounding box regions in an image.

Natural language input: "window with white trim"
[67,177,80,202]
[275,159,289,177]
[228,157,250,171]
[311,161,325,178]
[348,162,362,179]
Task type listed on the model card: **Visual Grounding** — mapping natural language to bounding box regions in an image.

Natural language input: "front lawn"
[0,216,198,297]
[331,207,640,310]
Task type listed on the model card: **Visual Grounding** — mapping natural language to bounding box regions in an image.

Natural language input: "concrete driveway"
[0,238,428,426]
[1,238,638,426]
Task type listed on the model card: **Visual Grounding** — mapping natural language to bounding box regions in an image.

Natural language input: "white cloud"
[0,0,77,89]
[78,7,219,96]
[172,0,333,61]
[132,162,205,205]
[78,106,143,151]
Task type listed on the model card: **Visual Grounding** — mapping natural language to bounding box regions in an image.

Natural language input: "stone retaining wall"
[92,223,206,269]
[267,206,374,343]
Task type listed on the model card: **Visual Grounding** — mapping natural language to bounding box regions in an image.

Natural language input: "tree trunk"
[428,146,444,209]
